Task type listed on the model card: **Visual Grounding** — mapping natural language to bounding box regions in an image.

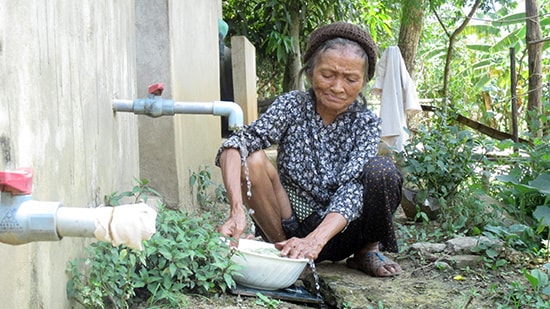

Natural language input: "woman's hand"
[275,236,324,260]
[275,212,347,260]
[218,209,247,247]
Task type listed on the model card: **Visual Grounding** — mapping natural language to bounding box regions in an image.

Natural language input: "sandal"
[346,251,402,277]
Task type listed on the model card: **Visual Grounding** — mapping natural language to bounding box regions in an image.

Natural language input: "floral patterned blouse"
[215,89,381,225]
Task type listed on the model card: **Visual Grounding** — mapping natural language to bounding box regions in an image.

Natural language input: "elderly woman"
[215,22,402,277]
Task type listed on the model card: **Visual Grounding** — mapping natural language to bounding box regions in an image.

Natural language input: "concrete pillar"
[135,0,179,208]
[169,0,223,210]
[231,36,258,125]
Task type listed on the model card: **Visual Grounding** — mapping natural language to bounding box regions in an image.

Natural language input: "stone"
[445,236,502,254]
[410,242,447,254]
[445,254,483,269]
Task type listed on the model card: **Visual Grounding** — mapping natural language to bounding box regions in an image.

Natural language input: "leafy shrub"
[397,115,487,202]
[494,137,550,223]
[66,180,239,309]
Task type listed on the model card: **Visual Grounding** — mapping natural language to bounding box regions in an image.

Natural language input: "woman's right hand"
[218,209,248,246]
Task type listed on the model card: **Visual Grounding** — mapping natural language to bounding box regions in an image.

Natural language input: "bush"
[397,115,487,202]
[66,182,239,308]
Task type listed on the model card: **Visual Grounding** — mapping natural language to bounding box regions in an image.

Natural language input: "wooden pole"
[510,47,519,143]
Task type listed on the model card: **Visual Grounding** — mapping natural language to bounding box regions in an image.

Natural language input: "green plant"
[434,187,483,234]
[398,120,482,202]
[498,172,550,226]
[66,244,143,309]
[67,179,239,308]
[255,292,281,308]
[498,267,550,308]
[396,115,495,226]
[189,165,228,212]
[342,301,354,309]
[104,177,161,206]
[494,104,550,224]
[525,265,550,296]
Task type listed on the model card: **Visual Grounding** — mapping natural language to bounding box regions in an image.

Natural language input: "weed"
[66,178,239,308]
[189,165,228,210]
[189,165,229,225]
[255,292,281,308]
[498,273,550,308]
[103,177,161,206]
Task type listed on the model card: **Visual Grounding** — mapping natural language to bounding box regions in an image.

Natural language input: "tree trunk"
[525,0,543,137]
[397,0,425,75]
[438,0,481,108]
[283,1,304,92]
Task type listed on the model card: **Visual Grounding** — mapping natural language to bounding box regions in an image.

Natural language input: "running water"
[237,130,325,307]
[238,130,252,198]
[308,259,327,308]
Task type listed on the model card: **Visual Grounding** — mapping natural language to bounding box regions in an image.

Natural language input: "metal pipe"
[112,97,244,130]
[213,101,244,131]
[0,191,99,245]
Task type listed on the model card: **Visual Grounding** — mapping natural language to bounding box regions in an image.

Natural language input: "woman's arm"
[217,148,247,243]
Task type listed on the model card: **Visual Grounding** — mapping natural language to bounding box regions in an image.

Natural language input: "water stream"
[237,130,326,307]
[308,259,327,308]
[238,130,252,198]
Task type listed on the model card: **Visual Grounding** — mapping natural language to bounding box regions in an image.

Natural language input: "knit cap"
[303,22,378,81]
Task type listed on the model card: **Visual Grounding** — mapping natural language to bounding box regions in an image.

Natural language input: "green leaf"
[486,248,498,259]
[119,249,128,260]
[533,206,550,227]
[530,173,550,195]
[525,271,540,289]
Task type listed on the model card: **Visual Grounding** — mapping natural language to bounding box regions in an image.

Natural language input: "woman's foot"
[346,251,402,277]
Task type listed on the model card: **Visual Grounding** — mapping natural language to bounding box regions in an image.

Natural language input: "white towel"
[372,46,422,152]
[94,203,157,251]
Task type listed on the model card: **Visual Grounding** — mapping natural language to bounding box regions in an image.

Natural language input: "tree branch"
[528,36,550,45]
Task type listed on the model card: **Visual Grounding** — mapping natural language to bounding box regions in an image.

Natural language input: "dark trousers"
[282,156,403,262]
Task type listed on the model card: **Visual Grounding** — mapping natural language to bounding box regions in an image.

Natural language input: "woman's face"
[310,46,366,120]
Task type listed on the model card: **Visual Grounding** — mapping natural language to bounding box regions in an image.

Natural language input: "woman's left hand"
[275,237,324,260]
[275,212,347,260]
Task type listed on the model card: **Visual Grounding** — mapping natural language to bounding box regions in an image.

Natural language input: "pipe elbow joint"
[213,101,244,130]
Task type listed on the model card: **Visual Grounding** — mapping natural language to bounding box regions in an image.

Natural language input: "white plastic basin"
[231,238,309,290]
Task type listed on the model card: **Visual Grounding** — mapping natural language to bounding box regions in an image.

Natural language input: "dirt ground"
[180,217,540,309]
[176,205,541,309]
[180,253,533,309]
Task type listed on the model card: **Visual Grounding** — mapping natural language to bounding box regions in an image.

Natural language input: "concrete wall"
[0,0,237,306]
[0,1,139,308]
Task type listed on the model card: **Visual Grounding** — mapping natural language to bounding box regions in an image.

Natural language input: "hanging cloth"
[372,46,422,152]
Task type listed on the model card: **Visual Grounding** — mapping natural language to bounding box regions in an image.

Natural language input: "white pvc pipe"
[212,101,244,130]
[173,102,214,114]
[56,207,98,238]
[173,101,244,129]
[112,99,244,129]
[112,100,134,112]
